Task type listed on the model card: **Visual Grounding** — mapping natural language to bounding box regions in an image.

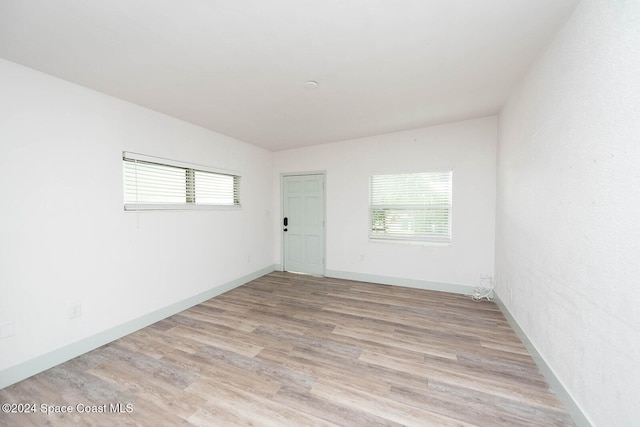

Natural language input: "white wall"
[0,59,275,374]
[274,117,497,290]
[496,0,640,425]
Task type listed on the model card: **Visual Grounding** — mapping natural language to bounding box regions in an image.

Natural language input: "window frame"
[368,170,452,245]
[122,151,241,211]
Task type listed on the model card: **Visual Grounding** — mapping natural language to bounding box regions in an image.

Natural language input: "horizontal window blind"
[123,152,240,210]
[369,171,452,243]
[193,170,239,206]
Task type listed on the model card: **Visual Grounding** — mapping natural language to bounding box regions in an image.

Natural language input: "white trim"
[368,236,452,247]
[124,203,241,211]
[122,152,241,210]
[123,151,240,177]
[0,265,277,389]
[493,293,593,427]
[324,269,473,295]
[280,171,327,276]
[368,170,453,244]
[279,170,326,178]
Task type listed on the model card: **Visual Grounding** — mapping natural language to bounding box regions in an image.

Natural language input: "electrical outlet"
[0,321,15,339]
[68,302,82,319]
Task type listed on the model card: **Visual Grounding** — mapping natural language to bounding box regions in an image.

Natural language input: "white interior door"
[283,174,325,275]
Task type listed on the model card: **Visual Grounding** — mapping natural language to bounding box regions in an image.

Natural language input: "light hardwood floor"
[0,272,574,426]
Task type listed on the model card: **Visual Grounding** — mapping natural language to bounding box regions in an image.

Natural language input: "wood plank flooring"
[0,272,574,426]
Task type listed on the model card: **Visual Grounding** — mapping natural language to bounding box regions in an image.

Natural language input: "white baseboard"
[493,293,592,427]
[324,269,474,295]
[0,265,277,390]
[2,266,591,427]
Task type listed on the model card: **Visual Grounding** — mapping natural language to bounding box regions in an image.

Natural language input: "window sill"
[368,237,451,247]
[124,203,241,211]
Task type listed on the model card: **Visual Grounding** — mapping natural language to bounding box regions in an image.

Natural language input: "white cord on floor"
[472,276,495,301]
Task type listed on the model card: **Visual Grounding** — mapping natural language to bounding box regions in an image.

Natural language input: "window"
[122,152,240,210]
[369,171,452,244]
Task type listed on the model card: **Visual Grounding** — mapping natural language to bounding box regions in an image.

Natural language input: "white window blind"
[123,152,240,210]
[369,171,452,243]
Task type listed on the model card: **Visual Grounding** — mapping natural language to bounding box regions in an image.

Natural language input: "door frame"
[280,171,327,275]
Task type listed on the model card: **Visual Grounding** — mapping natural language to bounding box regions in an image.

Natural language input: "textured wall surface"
[496,1,640,425]
[275,117,497,290]
[0,59,275,372]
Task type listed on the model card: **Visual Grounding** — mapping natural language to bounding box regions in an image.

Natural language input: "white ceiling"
[0,0,579,151]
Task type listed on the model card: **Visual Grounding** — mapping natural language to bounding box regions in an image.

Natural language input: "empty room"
[0,0,638,426]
